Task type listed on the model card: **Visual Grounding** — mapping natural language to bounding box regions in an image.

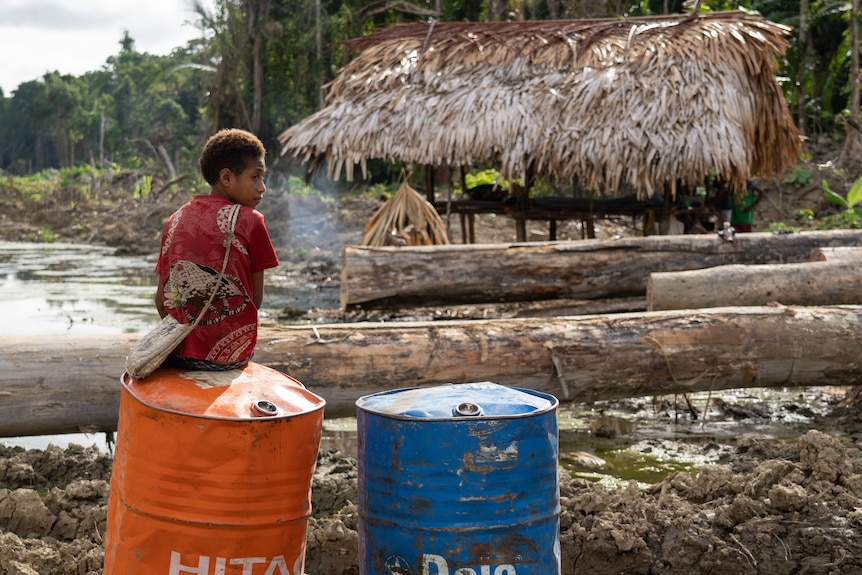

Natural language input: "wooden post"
[585,217,595,239]
[424,163,435,203]
[516,217,527,242]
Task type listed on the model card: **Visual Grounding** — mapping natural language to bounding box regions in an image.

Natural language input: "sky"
[0,0,215,95]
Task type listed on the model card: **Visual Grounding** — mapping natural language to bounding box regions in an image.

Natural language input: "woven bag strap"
[190,203,240,329]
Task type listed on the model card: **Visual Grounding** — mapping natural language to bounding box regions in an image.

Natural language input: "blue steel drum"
[357,382,560,575]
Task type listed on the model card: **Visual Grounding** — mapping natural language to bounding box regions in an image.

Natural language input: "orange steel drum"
[104,362,325,575]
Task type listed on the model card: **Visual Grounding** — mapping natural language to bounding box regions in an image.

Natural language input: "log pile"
[340,230,862,308]
[3,234,861,438]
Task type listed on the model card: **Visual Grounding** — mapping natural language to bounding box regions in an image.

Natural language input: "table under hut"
[278,10,801,243]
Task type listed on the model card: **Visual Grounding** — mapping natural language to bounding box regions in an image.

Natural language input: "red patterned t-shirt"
[155,194,279,364]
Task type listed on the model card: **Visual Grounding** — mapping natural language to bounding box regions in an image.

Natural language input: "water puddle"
[0,241,339,335]
[557,386,843,487]
[0,241,157,334]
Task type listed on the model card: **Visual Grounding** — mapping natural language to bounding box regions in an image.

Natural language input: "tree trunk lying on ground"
[810,246,862,263]
[647,260,862,311]
[2,305,861,436]
[339,230,862,308]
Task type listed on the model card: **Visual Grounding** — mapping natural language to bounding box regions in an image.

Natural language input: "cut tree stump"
[2,305,861,436]
[646,260,862,311]
[340,230,862,308]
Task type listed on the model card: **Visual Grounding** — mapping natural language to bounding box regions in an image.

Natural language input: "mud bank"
[2,427,862,575]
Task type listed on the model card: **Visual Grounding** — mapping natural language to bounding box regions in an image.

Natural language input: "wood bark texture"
[810,246,862,263]
[647,260,862,311]
[2,305,861,436]
[340,230,862,308]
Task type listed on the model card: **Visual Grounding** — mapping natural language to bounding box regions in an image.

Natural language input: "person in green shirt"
[731,179,764,232]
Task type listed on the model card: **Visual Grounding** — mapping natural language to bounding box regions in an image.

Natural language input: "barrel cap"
[356,381,557,420]
[122,362,325,420]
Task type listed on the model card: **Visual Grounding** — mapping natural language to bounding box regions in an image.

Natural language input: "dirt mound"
[560,429,862,573]
[3,429,862,574]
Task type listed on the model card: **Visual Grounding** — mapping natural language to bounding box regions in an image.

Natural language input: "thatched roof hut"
[278,11,801,199]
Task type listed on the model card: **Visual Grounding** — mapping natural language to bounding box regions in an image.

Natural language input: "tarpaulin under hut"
[278,11,800,203]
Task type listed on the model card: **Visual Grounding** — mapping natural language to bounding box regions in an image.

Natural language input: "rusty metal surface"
[104,362,325,574]
[358,382,561,574]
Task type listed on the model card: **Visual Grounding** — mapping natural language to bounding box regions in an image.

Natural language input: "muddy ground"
[2,164,862,574]
[3,425,862,574]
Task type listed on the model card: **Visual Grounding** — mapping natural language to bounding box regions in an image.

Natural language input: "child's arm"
[252,270,265,309]
[154,281,167,318]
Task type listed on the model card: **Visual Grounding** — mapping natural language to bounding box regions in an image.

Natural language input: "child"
[154,128,279,370]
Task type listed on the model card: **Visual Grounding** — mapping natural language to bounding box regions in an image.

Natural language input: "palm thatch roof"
[278,11,801,198]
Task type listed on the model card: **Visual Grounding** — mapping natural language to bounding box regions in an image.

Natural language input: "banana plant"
[822,175,862,218]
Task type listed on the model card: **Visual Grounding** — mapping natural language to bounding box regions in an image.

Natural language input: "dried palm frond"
[279,11,801,199]
[360,177,450,247]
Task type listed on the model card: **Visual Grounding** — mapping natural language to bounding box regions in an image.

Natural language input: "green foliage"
[58,165,96,186]
[769,0,856,133]
[793,208,816,225]
[816,211,862,229]
[0,0,858,194]
[279,176,336,206]
[764,221,801,233]
[528,177,556,198]
[6,170,62,202]
[783,166,813,187]
[465,169,508,191]
[822,176,862,219]
[287,176,315,197]
[134,175,154,198]
[1,166,165,207]
[29,226,58,243]
[776,178,862,232]
[0,27,207,179]
[365,182,393,200]
[767,207,816,232]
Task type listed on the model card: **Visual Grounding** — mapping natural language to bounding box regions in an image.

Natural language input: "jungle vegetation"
[0,0,859,185]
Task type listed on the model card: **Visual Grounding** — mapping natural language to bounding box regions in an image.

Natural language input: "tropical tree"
[0,0,859,181]
[839,0,861,169]
[11,80,56,170]
[192,0,253,132]
[41,72,88,168]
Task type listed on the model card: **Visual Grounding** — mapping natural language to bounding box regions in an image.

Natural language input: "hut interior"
[278,11,802,242]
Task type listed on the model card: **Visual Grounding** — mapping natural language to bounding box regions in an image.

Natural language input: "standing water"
[0,241,341,451]
[0,241,158,335]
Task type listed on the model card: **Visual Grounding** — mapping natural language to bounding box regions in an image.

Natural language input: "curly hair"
[199,129,266,185]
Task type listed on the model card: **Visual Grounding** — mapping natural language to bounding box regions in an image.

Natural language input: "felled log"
[647,260,862,311]
[2,305,861,436]
[810,246,862,263]
[340,230,862,308]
